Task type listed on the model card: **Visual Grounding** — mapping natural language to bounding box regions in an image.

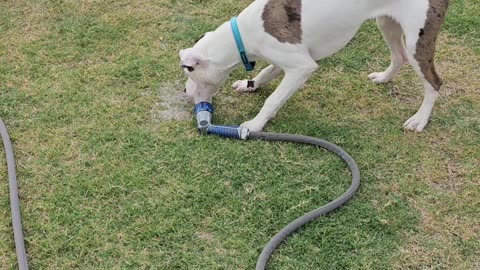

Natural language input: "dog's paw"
[232,80,256,92]
[241,120,264,132]
[368,72,391,84]
[403,113,428,132]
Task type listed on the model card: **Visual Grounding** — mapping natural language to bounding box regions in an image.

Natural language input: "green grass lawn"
[1,0,479,269]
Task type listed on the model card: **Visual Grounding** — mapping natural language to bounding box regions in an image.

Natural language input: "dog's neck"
[195,18,256,75]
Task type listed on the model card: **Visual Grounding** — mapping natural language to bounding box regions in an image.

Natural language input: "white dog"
[179,0,449,132]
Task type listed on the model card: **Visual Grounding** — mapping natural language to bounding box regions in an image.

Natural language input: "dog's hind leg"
[401,0,448,132]
[368,16,408,83]
[232,65,283,92]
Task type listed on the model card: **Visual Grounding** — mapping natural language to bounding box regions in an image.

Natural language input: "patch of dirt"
[152,80,191,122]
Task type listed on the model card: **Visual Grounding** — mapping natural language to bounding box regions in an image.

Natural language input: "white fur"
[181,0,438,132]
[232,65,283,92]
[403,84,440,132]
[368,16,408,83]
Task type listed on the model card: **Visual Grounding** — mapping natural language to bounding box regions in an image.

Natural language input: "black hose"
[249,132,360,270]
[0,118,29,270]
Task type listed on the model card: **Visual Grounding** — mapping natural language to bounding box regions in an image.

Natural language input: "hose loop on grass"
[3,111,360,270]
[248,132,360,270]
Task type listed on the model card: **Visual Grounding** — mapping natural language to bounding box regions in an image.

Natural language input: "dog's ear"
[194,33,206,44]
[179,48,206,72]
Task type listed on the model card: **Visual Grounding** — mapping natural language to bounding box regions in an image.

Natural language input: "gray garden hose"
[195,102,361,269]
[0,117,29,270]
[3,101,360,270]
[249,132,360,270]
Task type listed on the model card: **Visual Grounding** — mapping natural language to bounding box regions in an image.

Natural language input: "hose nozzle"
[194,102,249,140]
[194,102,214,135]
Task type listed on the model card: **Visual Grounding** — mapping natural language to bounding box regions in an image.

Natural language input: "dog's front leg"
[232,65,283,92]
[241,64,318,132]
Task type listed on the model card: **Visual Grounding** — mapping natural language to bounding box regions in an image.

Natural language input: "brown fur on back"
[262,0,302,44]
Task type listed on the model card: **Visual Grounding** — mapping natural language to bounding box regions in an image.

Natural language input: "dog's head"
[179,33,229,104]
[179,48,215,103]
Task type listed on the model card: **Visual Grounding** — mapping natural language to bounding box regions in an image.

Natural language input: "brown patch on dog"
[262,0,302,44]
[415,0,449,91]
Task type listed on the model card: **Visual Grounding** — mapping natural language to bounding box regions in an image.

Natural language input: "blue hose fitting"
[194,102,214,135]
[207,125,249,140]
[194,102,249,140]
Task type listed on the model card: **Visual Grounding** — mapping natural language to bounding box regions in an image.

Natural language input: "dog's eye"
[180,64,195,72]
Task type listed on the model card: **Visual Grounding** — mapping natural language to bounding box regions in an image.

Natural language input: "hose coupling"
[194,102,249,140]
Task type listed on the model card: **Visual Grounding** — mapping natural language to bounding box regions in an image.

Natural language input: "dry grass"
[0,1,478,269]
